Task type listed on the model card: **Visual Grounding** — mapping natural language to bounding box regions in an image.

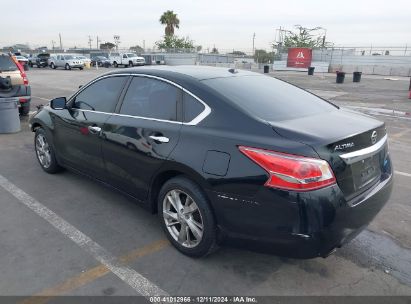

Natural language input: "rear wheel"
[19,105,30,116]
[158,177,218,257]
[34,128,62,174]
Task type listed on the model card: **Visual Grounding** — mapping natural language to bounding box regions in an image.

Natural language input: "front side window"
[120,77,178,121]
[73,76,127,112]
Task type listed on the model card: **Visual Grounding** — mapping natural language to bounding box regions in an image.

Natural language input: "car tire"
[50,62,56,69]
[158,176,218,258]
[65,63,71,70]
[79,67,83,70]
[19,105,30,116]
[129,61,133,67]
[113,62,118,68]
[34,128,63,174]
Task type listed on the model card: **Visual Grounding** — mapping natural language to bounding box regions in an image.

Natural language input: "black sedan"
[29,66,393,258]
[91,56,111,68]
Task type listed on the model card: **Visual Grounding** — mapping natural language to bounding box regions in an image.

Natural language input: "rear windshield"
[203,75,336,121]
[0,56,18,71]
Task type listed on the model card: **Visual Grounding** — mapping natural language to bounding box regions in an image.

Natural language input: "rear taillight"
[11,56,29,85]
[239,146,336,191]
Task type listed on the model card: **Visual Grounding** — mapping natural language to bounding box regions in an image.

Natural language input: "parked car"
[48,54,84,70]
[0,54,31,115]
[29,66,393,258]
[91,56,111,67]
[109,52,145,67]
[29,53,51,68]
[75,55,91,65]
[15,55,29,70]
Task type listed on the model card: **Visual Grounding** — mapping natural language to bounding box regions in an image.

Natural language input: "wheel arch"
[148,164,213,215]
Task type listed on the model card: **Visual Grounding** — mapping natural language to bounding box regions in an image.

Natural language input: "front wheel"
[128,61,133,67]
[65,63,71,70]
[113,61,118,68]
[34,128,62,174]
[50,62,56,69]
[158,177,218,257]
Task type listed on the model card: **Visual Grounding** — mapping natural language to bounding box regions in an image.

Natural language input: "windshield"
[203,75,337,121]
[64,55,74,60]
[126,53,137,57]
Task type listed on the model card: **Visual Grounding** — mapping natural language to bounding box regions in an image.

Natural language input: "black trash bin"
[308,67,315,75]
[263,65,269,73]
[353,71,362,82]
[336,71,346,84]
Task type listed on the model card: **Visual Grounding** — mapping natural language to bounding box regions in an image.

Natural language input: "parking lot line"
[395,170,411,178]
[31,96,51,102]
[20,239,170,304]
[0,174,168,298]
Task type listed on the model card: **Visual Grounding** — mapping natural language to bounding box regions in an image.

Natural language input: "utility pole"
[143,40,145,50]
[88,35,93,50]
[51,40,56,51]
[252,33,256,55]
[59,33,63,50]
[96,36,99,49]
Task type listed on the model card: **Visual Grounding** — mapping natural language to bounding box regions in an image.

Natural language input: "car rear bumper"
[208,159,393,258]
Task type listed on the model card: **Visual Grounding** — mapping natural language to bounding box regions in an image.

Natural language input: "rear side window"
[0,56,17,71]
[120,77,178,121]
[183,92,205,122]
[73,76,127,112]
[203,76,336,121]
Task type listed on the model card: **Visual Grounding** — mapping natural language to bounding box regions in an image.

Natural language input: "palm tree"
[159,10,180,36]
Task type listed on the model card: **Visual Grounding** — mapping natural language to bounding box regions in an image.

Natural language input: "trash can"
[336,72,346,84]
[264,65,269,73]
[0,98,20,133]
[308,67,315,75]
[353,72,362,83]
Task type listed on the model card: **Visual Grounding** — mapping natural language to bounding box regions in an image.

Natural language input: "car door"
[53,75,129,179]
[102,76,182,201]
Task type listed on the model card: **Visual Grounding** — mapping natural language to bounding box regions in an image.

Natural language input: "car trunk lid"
[269,109,388,199]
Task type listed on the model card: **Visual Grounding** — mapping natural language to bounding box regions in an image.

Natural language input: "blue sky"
[1,0,410,50]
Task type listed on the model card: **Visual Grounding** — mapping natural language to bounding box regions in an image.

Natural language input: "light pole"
[252,33,256,55]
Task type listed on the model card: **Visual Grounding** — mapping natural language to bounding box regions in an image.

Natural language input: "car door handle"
[88,126,101,134]
[149,135,169,143]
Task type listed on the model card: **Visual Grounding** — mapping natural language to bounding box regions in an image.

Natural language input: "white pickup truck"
[109,52,145,67]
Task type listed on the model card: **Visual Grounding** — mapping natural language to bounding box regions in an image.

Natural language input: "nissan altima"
[29,66,393,258]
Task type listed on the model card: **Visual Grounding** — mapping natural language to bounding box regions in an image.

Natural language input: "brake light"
[239,146,336,191]
[11,56,29,85]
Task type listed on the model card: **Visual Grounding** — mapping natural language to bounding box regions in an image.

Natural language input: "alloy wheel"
[163,189,204,248]
[35,134,51,168]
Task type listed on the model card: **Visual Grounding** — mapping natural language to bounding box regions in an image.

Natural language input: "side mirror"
[50,97,67,110]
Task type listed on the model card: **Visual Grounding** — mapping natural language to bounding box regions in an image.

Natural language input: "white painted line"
[0,174,167,297]
[395,170,411,178]
[31,95,50,101]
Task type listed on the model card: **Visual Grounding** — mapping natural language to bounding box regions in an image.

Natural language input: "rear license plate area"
[351,154,381,191]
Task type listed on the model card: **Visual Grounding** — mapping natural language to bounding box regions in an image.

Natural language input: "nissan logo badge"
[371,131,378,144]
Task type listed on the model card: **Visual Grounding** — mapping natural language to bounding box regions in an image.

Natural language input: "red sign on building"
[287,48,312,68]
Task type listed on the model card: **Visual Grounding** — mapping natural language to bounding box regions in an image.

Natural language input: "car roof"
[107,65,259,81]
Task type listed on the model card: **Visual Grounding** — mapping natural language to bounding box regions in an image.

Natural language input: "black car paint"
[30,66,393,258]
